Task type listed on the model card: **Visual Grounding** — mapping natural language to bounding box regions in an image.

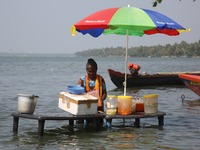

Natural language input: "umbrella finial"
[128,4,130,7]
[71,26,76,36]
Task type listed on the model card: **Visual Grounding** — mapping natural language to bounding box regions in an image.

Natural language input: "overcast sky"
[0,0,199,54]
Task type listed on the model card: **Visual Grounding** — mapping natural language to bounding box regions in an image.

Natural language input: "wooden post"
[123,119,125,127]
[95,118,100,130]
[38,120,45,136]
[69,120,74,126]
[158,116,164,126]
[135,118,140,123]
[13,117,19,133]
[134,118,140,127]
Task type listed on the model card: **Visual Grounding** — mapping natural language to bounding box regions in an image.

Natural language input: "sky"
[0,0,199,54]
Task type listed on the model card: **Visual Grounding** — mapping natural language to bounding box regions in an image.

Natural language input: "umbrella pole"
[124,30,129,96]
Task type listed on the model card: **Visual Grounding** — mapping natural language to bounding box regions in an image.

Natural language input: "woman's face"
[87,65,97,80]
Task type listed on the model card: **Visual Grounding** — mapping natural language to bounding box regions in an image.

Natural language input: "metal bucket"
[17,94,39,114]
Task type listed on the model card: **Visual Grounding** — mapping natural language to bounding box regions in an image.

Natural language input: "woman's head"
[86,58,97,80]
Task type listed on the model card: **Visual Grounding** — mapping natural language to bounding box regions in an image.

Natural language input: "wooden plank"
[11,112,165,121]
[11,113,105,120]
[11,112,165,120]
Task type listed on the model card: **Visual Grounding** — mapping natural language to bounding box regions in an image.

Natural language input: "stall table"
[11,111,166,136]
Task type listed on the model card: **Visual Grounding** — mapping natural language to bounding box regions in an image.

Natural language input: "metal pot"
[17,94,39,114]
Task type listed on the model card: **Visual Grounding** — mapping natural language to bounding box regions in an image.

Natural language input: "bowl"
[67,86,84,95]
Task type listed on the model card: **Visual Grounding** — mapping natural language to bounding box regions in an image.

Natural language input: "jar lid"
[108,95,116,98]
[143,94,158,98]
[117,95,132,99]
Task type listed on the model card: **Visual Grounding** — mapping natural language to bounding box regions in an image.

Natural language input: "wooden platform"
[11,111,166,136]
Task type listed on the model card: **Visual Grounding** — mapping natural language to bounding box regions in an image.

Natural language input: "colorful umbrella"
[71,5,191,95]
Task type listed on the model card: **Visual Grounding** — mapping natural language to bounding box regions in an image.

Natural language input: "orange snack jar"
[117,96,132,115]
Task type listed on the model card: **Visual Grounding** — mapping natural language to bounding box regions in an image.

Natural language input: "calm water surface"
[0,57,200,150]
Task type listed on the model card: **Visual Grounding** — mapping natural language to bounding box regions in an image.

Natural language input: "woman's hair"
[86,58,98,70]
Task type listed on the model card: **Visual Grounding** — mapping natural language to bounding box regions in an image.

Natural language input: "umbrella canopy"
[71,6,191,95]
[71,6,190,37]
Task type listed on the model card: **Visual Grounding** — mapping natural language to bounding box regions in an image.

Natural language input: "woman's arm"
[77,78,83,87]
[102,89,107,101]
[101,78,107,101]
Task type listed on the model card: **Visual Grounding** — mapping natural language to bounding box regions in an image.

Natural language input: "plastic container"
[132,100,136,113]
[87,90,99,99]
[106,95,118,115]
[117,96,132,115]
[67,85,84,95]
[143,94,158,113]
[135,103,144,112]
[59,92,98,115]
[107,95,118,109]
[17,94,39,114]
[132,97,144,112]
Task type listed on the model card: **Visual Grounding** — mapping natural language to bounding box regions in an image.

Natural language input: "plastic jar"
[132,97,144,112]
[107,95,118,109]
[143,94,158,113]
[117,95,132,115]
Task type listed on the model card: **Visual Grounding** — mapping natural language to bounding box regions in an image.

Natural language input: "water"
[1,56,200,150]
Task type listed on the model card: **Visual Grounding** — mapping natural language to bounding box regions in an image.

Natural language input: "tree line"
[75,40,200,57]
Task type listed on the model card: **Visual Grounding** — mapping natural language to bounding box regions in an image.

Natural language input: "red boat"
[178,74,200,96]
[107,68,200,88]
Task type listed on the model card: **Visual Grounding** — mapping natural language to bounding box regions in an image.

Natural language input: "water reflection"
[182,98,200,113]
[183,98,200,107]
[10,123,166,150]
[103,128,162,149]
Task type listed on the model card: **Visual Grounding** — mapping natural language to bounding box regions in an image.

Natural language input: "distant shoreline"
[0,53,75,57]
[1,53,200,58]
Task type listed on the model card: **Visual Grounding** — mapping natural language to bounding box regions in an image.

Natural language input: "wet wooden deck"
[11,111,166,136]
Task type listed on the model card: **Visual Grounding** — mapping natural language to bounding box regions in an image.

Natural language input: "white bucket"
[17,94,39,114]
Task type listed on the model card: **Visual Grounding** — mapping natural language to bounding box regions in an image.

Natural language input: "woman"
[77,58,107,111]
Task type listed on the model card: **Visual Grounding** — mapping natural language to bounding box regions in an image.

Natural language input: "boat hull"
[108,69,200,88]
[179,74,200,96]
